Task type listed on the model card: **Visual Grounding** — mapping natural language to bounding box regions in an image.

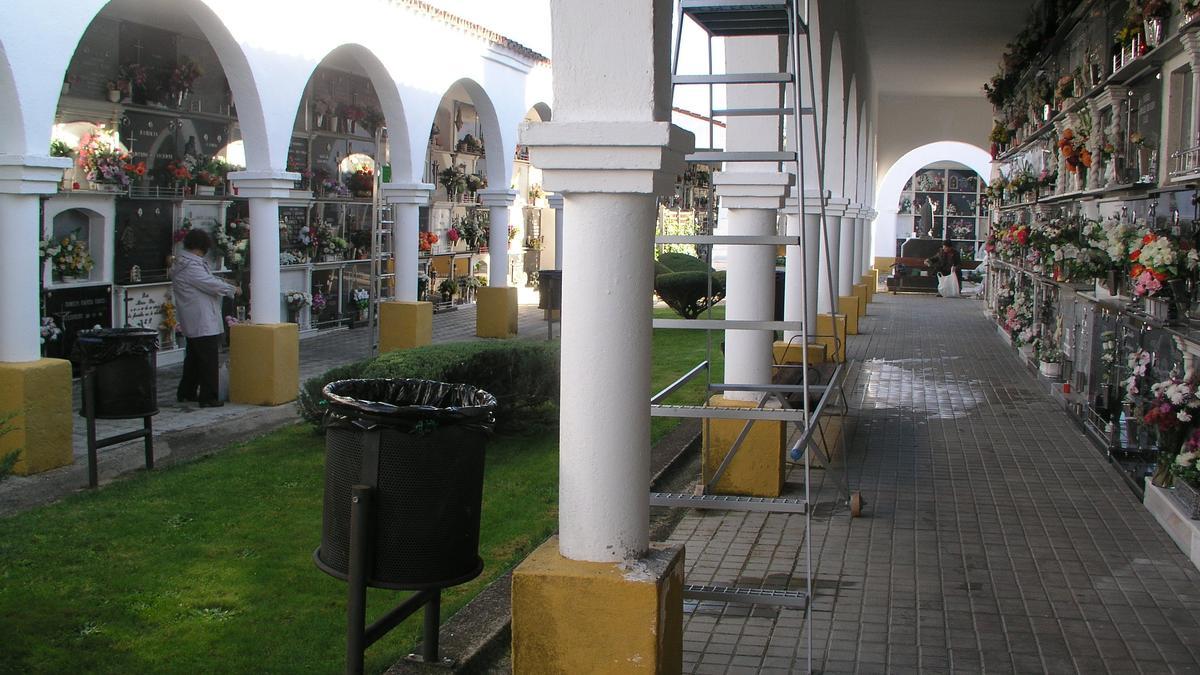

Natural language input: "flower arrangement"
[438,278,459,300]
[419,231,439,252]
[528,183,545,203]
[215,218,250,269]
[1054,74,1075,105]
[1128,232,1200,297]
[160,300,179,335]
[166,155,198,186]
[455,134,484,154]
[1124,348,1153,398]
[50,139,72,158]
[1036,336,1063,363]
[312,219,348,259]
[1143,371,1200,430]
[40,232,94,278]
[77,133,131,187]
[280,250,304,266]
[446,225,461,245]
[465,173,487,195]
[311,291,327,315]
[1058,129,1093,174]
[346,165,374,196]
[117,63,149,95]
[313,168,349,198]
[455,213,485,249]
[438,165,467,200]
[285,291,312,308]
[352,288,369,311]
[195,157,232,187]
[40,316,61,344]
[169,59,203,99]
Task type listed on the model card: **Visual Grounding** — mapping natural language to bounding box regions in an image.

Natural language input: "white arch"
[295,43,414,182]
[823,34,845,197]
[426,78,508,185]
[872,141,991,258]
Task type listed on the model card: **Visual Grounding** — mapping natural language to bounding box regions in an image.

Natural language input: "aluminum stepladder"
[368,126,395,357]
[652,2,861,671]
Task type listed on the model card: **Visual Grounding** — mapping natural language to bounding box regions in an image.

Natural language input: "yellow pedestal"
[702,394,786,497]
[852,283,868,313]
[512,537,684,674]
[772,340,826,366]
[838,296,860,335]
[815,314,847,363]
[378,301,433,352]
[870,269,880,296]
[861,274,876,300]
[0,359,73,476]
[476,286,518,339]
[230,323,299,406]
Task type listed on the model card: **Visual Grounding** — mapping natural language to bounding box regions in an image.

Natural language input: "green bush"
[657,252,710,273]
[654,252,725,319]
[298,341,560,434]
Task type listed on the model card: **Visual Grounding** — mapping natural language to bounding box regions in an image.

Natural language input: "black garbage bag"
[317,379,497,588]
[72,327,159,363]
[74,328,159,419]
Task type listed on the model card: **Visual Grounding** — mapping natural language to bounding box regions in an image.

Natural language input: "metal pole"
[143,416,154,470]
[84,368,98,489]
[422,589,441,663]
[346,484,372,675]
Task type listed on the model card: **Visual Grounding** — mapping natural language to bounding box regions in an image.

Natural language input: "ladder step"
[681,0,795,37]
[686,151,796,163]
[673,73,792,85]
[652,318,803,331]
[651,492,807,513]
[684,584,808,608]
[650,403,808,421]
[655,234,798,245]
[711,107,809,117]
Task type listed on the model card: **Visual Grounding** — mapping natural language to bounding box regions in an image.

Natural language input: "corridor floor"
[668,292,1200,674]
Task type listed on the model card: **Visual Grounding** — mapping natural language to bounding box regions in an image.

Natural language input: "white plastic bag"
[218,361,230,401]
[938,270,960,298]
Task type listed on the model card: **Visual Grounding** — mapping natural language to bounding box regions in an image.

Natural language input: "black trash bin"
[316,378,497,589]
[537,269,562,311]
[73,328,159,419]
[774,269,786,321]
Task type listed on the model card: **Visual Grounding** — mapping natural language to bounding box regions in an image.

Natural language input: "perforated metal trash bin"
[315,378,497,590]
[537,269,561,311]
[73,327,159,419]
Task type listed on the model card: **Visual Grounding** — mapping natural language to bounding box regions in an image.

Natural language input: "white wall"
[875,94,992,187]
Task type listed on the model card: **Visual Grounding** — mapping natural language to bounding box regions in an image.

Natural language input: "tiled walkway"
[669,293,1200,674]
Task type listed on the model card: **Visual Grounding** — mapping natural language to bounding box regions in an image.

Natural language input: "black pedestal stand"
[81,366,155,489]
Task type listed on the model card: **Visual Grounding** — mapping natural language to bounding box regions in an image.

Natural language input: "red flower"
[1130,249,1141,261]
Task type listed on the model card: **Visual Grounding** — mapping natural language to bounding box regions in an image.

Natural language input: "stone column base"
[852,283,869,313]
[476,286,518,339]
[379,301,433,352]
[701,394,786,497]
[838,296,860,335]
[772,340,826,366]
[815,314,847,363]
[861,274,875,300]
[0,359,73,475]
[512,536,684,673]
[230,323,299,406]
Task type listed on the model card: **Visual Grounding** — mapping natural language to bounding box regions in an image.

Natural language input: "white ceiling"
[853,0,1039,98]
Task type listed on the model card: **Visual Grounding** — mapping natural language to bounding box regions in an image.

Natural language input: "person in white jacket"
[169,229,239,407]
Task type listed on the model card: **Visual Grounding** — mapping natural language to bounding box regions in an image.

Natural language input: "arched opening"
[48,0,269,360]
[874,141,993,267]
[844,79,859,204]
[419,79,507,303]
[512,104,555,289]
[280,44,410,330]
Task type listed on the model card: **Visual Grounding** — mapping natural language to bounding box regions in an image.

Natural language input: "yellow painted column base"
[476,286,518,339]
[230,323,299,406]
[852,283,868,313]
[379,301,433,353]
[512,536,684,674]
[815,314,847,363]
[838,296,860,335]
[772,340,826,366]
[702,394,786,497]
[0,359,73,475]
[861,274,876,300]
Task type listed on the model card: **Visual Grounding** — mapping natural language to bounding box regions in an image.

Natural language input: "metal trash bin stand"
[73,328,160,488]
[315,378,497,674]
[537,269,561,340]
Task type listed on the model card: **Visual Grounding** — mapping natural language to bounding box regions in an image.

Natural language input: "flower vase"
[1144,18,1164,48]
[1154,428,1186,488]
[107,89,121,103]
[1145,296,1170,322]
[60,274,76,284]
[1039,361,1062,379]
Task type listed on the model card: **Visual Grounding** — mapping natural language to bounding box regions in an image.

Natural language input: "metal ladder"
[653,2,853,671]
[369,127,395,357]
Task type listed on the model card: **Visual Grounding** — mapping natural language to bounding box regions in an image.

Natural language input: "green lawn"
[0,309,723,674]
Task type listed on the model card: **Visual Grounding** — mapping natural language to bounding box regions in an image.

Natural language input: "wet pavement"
[668,293,1200,674]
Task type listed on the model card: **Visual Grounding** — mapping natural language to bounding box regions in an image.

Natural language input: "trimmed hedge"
[654,252,726,319]
[298,341,560,433]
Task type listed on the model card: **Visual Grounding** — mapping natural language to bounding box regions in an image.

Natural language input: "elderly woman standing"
[169,228,239,407]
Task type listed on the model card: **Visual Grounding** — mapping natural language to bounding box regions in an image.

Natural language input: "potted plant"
[351,288,370,321]
[438,278,459,303]
[346,165,375,198]
[284,290,312,324]
[194,157,230,196]
[465,173,487,201]
[438,165,467,202]
[1037,341,1063,379]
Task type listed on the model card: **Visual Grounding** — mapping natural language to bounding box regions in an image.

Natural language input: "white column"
[549,193,564,269]
[522,0,693,560]
[817,199,848,312]
[838,212,857,296]
[230,171,297,324]
[479,189,518,288]
[782,192,822,344]
[382,183,434,301]
[0,156,71,362]
[858,216,871,276]
[718,173,790,401]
